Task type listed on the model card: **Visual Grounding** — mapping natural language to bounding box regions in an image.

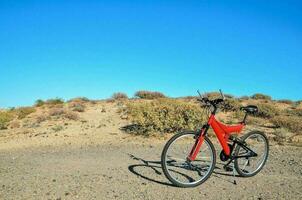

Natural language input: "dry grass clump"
[254,103,280,119]
[125,98,206,135]
[206,92,233,99]
[64,111,79,120]
[221,98,241,112]
[286,108,302,117]
[52,125,64,132]
[36,115,49,123]
[271,116,302,134]
[240,96,250,100]
[48,108,65,116]
[14,107,36,119]
[45,98,64,106]
[0,111,15,129]
[277,99,293,105]
[112,92,128,100]
[0,107,36,129]
[35,99,45,107]
[48,107,79,121]
[134,90,166,99]
[68,102,85,112]
[68,97,90,102]
[251,93,272,100]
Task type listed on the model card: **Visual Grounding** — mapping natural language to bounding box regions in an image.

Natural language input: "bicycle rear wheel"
[161,131,216,187]
[234,131,269,177]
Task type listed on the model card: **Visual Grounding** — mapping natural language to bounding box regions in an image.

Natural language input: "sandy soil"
[0,102,301,199]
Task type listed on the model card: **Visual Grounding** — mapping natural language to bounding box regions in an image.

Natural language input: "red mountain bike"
[161,90,269,187]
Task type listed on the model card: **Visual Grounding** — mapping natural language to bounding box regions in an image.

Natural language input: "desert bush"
[48,108,65,116]
[48,108,78,120]
[45,98,64,105]
[35,99,45,107]
[0,111,15,129]
[206,92,221,100]
[251,93,272,100]
[247,116,264,125]
[112,92,128,100]
[14,107,36,119]
[68,102,85,112]
[221,98,241,112]
[52,125,63,132]
[64,111,79,120]
[254,103,280,119]
[125,99,206,134]
[277,99,293,105]
[240,96,249,100]
[273,128,295,143]
[68,97,90,103]
[206,92,233,100]
[271,116,302,134]
[134,90,166,99]
[286,108,302,117]
[36,115,48,123]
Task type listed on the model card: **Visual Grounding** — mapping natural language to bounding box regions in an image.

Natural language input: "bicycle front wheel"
[161,131,216,187]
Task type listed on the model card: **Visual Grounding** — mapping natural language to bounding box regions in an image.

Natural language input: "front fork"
[187,126,208,161]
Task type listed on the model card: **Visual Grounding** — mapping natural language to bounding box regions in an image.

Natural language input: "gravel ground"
[1,141,301,200]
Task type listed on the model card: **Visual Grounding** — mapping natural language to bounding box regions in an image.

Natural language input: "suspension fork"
[187,125,209,161]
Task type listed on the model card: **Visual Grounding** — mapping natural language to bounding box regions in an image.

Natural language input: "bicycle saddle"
[241,105,258,114]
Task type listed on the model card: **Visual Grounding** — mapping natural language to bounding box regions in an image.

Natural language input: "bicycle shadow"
[128,154,176,187]
[127,154,241,187]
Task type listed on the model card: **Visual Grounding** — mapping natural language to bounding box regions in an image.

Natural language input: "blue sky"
[0,0,301,107]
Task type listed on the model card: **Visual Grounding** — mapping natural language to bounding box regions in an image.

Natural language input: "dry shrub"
[251,93,272,100]
[134,90,166,99]
[240,96,249,100]
[14,107,36,119]
[125,99,206,134]
[247,116,264,125]
[35,99,45,107]
[45,98,64,106]
[68,97,90,102]
[273,128,295,143]
[0,111,15,129]
[64,111,79,120]
[221,98,241,112]
[52,125,63,132]
[286,108,302,117]
[68,102,85,112]
[106,98,115,103]
[254,103,280,119]
[36,115,48,123]
[206,92,233,99]
[112,92,128,100]
[48,108,65,116]
[277,99,293,105]
[48,107,79,120]
[271,116,302,134]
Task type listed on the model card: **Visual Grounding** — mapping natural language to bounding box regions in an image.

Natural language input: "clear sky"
[0,0,301,108]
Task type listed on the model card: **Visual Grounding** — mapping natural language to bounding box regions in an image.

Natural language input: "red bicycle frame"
[188,114,244,161]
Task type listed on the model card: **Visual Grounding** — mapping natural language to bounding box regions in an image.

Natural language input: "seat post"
[242,112,248,124]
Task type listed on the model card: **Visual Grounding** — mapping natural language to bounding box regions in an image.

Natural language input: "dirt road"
[1,139,301,200]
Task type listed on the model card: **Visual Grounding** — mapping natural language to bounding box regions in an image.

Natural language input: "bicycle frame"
[188,114,244,161]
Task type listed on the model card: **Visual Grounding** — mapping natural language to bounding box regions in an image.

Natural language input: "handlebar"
[196,89,225,107]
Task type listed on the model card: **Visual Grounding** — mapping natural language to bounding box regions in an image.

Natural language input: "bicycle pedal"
[223,165,233,172]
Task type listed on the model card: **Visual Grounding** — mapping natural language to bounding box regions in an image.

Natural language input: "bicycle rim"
[163,133,215,186]
[235,132,268,175]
